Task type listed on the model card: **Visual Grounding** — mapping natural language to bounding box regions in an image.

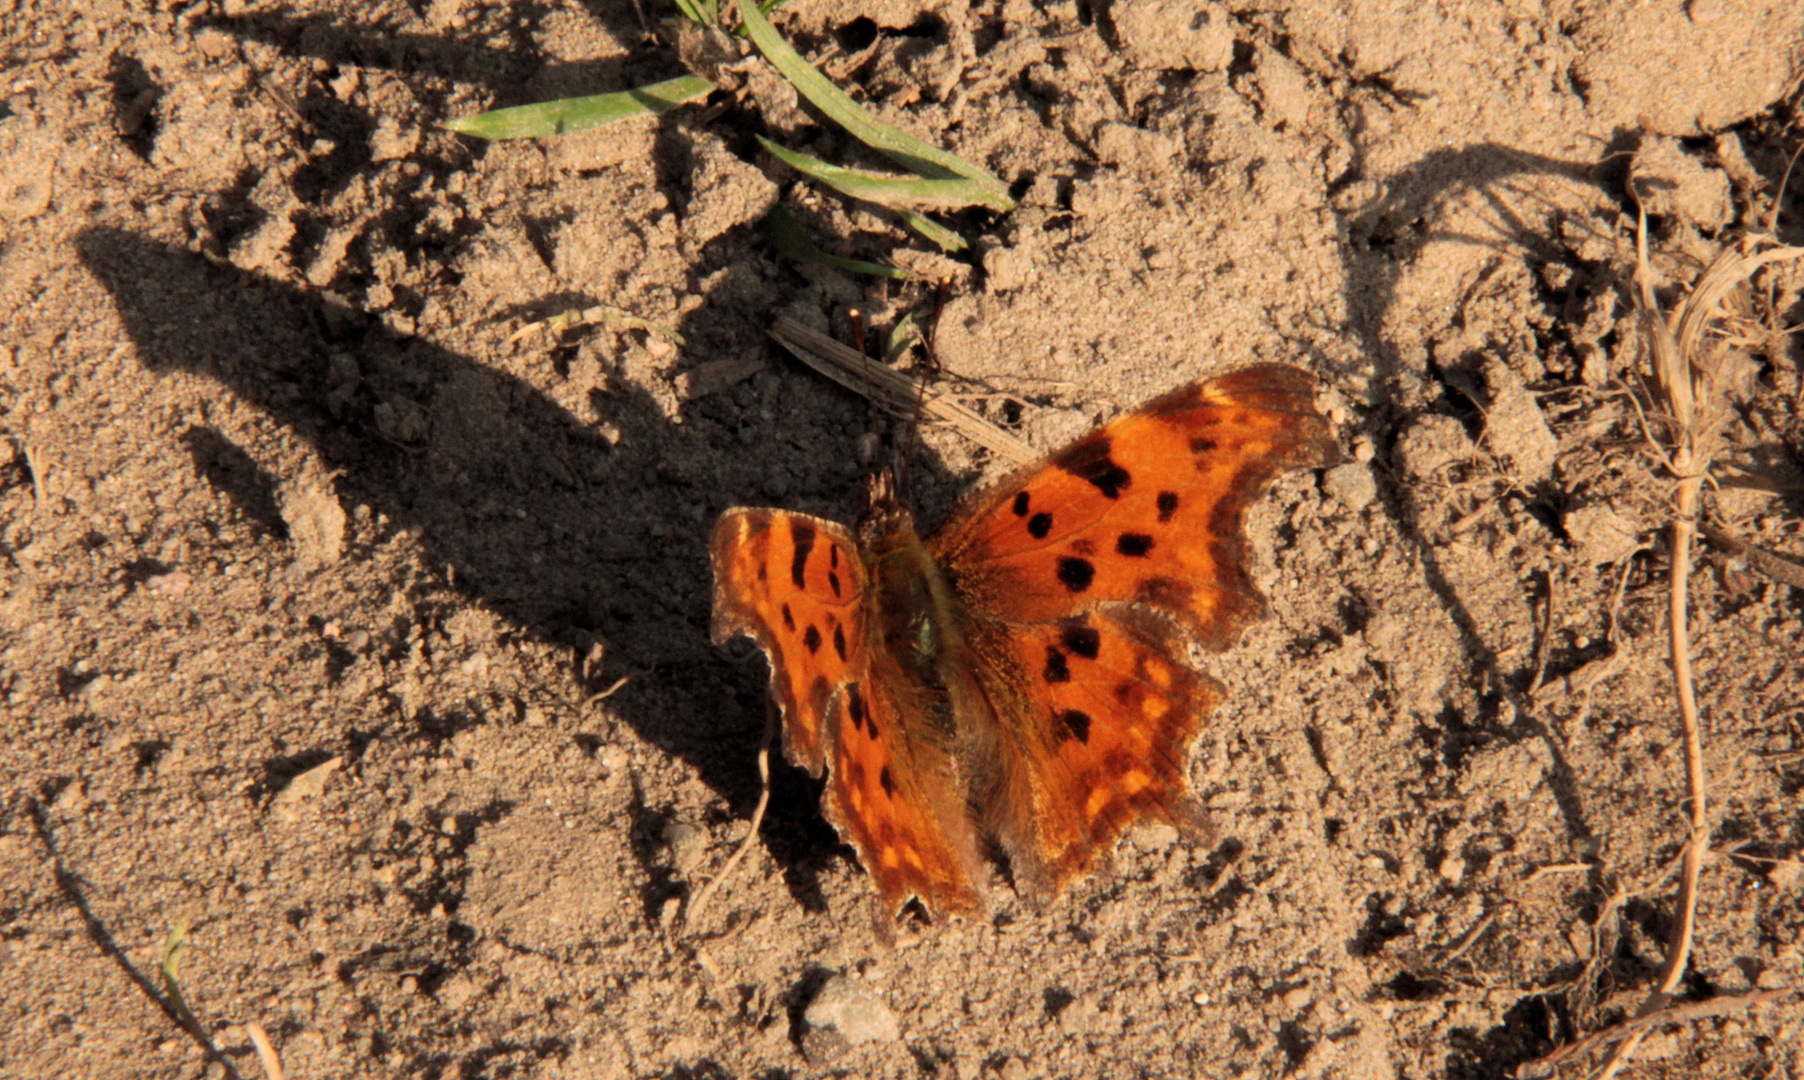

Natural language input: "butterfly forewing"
[710,508,866,774]
[710,507,982,917]
[931,364,1339,649]
[929,365,1336,894]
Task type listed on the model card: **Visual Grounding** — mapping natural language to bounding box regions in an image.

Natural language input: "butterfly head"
[855,468,916,546]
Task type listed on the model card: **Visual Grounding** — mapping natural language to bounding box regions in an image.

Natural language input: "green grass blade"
[764,206,913,279]
[737,1,1013,208]
[444,75,715,140]
[885,313,919,364]
[895,208,968,252]
[671,0,718,25]
[759,138,1010,212]
[159,916,197,1029]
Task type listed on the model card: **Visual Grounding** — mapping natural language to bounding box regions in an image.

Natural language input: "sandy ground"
[2,0,1802,1077]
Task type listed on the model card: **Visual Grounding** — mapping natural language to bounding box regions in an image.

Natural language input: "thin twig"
[1536,988,1794,1070]
[1529,569,1558,695]
[585,675,632,705]
[1524,862,1590,884]
[684,700,778,931]
[1699,520,1804,589]
[20,437,45,512]
[1440,911,1496,963]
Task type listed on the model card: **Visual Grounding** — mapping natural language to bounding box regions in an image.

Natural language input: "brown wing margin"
[709,508,866,775]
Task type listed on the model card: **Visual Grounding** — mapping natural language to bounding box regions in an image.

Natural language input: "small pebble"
[662,821,707,873]
[800,974,900,1064]
[1322,463,1376,511]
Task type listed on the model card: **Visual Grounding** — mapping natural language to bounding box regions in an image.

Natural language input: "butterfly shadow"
[76,225,866,917]
[1318,135,1652,847]
[191,0,657,105]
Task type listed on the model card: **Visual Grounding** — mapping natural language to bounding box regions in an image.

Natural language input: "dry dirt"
[3,1,1804,1078]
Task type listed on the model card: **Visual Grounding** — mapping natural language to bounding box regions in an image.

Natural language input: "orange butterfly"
[710,365,1338,920]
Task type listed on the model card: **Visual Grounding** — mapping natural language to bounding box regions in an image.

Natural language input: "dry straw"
[1580,203,1804,1078]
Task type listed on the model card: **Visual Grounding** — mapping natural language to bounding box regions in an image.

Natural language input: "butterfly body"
[860,501,959,700]
[711,365,1339,922]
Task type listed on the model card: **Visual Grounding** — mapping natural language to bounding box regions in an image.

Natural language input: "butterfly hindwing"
[963,605,1220,896]
[819,664,983,916]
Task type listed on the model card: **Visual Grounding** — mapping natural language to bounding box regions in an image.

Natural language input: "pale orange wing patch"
[932,365,1339,648]
[710,508,865,774]
[965,607,1219,897]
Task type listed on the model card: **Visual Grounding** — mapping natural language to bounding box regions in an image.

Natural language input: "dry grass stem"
[1582,211,1804,1080]
[683,701,779,933]
[230,1023,285,1080]
[770,316,1038,465]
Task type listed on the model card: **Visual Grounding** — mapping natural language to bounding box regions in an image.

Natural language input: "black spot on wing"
[789,522,816,588]
[802,625,822,653]
[830,544,839,569]
[1189,435,1218,457]
[1057,435,1132,498]
[1117,532,1154,557]
[1156,491,1179,522]
[1012,491,1030,516]
[781,603,795,631]
[1043,646,1070,684]
[829,571,841,597]
[1060,621,1101,659]
[1028,512,1052,539]
[1057,709,1093,744]
[846,684,866,733]
[879,765,896,797]
[1056,556,1095,592]
[833,624,847,661]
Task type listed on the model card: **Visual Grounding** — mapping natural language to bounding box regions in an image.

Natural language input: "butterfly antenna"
[897,280,951,496]
[849,307,875,426]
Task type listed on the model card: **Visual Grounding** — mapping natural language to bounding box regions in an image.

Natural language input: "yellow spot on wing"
[881,846,902,869]
[1085,786,1111,819]
[1122,769,1151,794]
